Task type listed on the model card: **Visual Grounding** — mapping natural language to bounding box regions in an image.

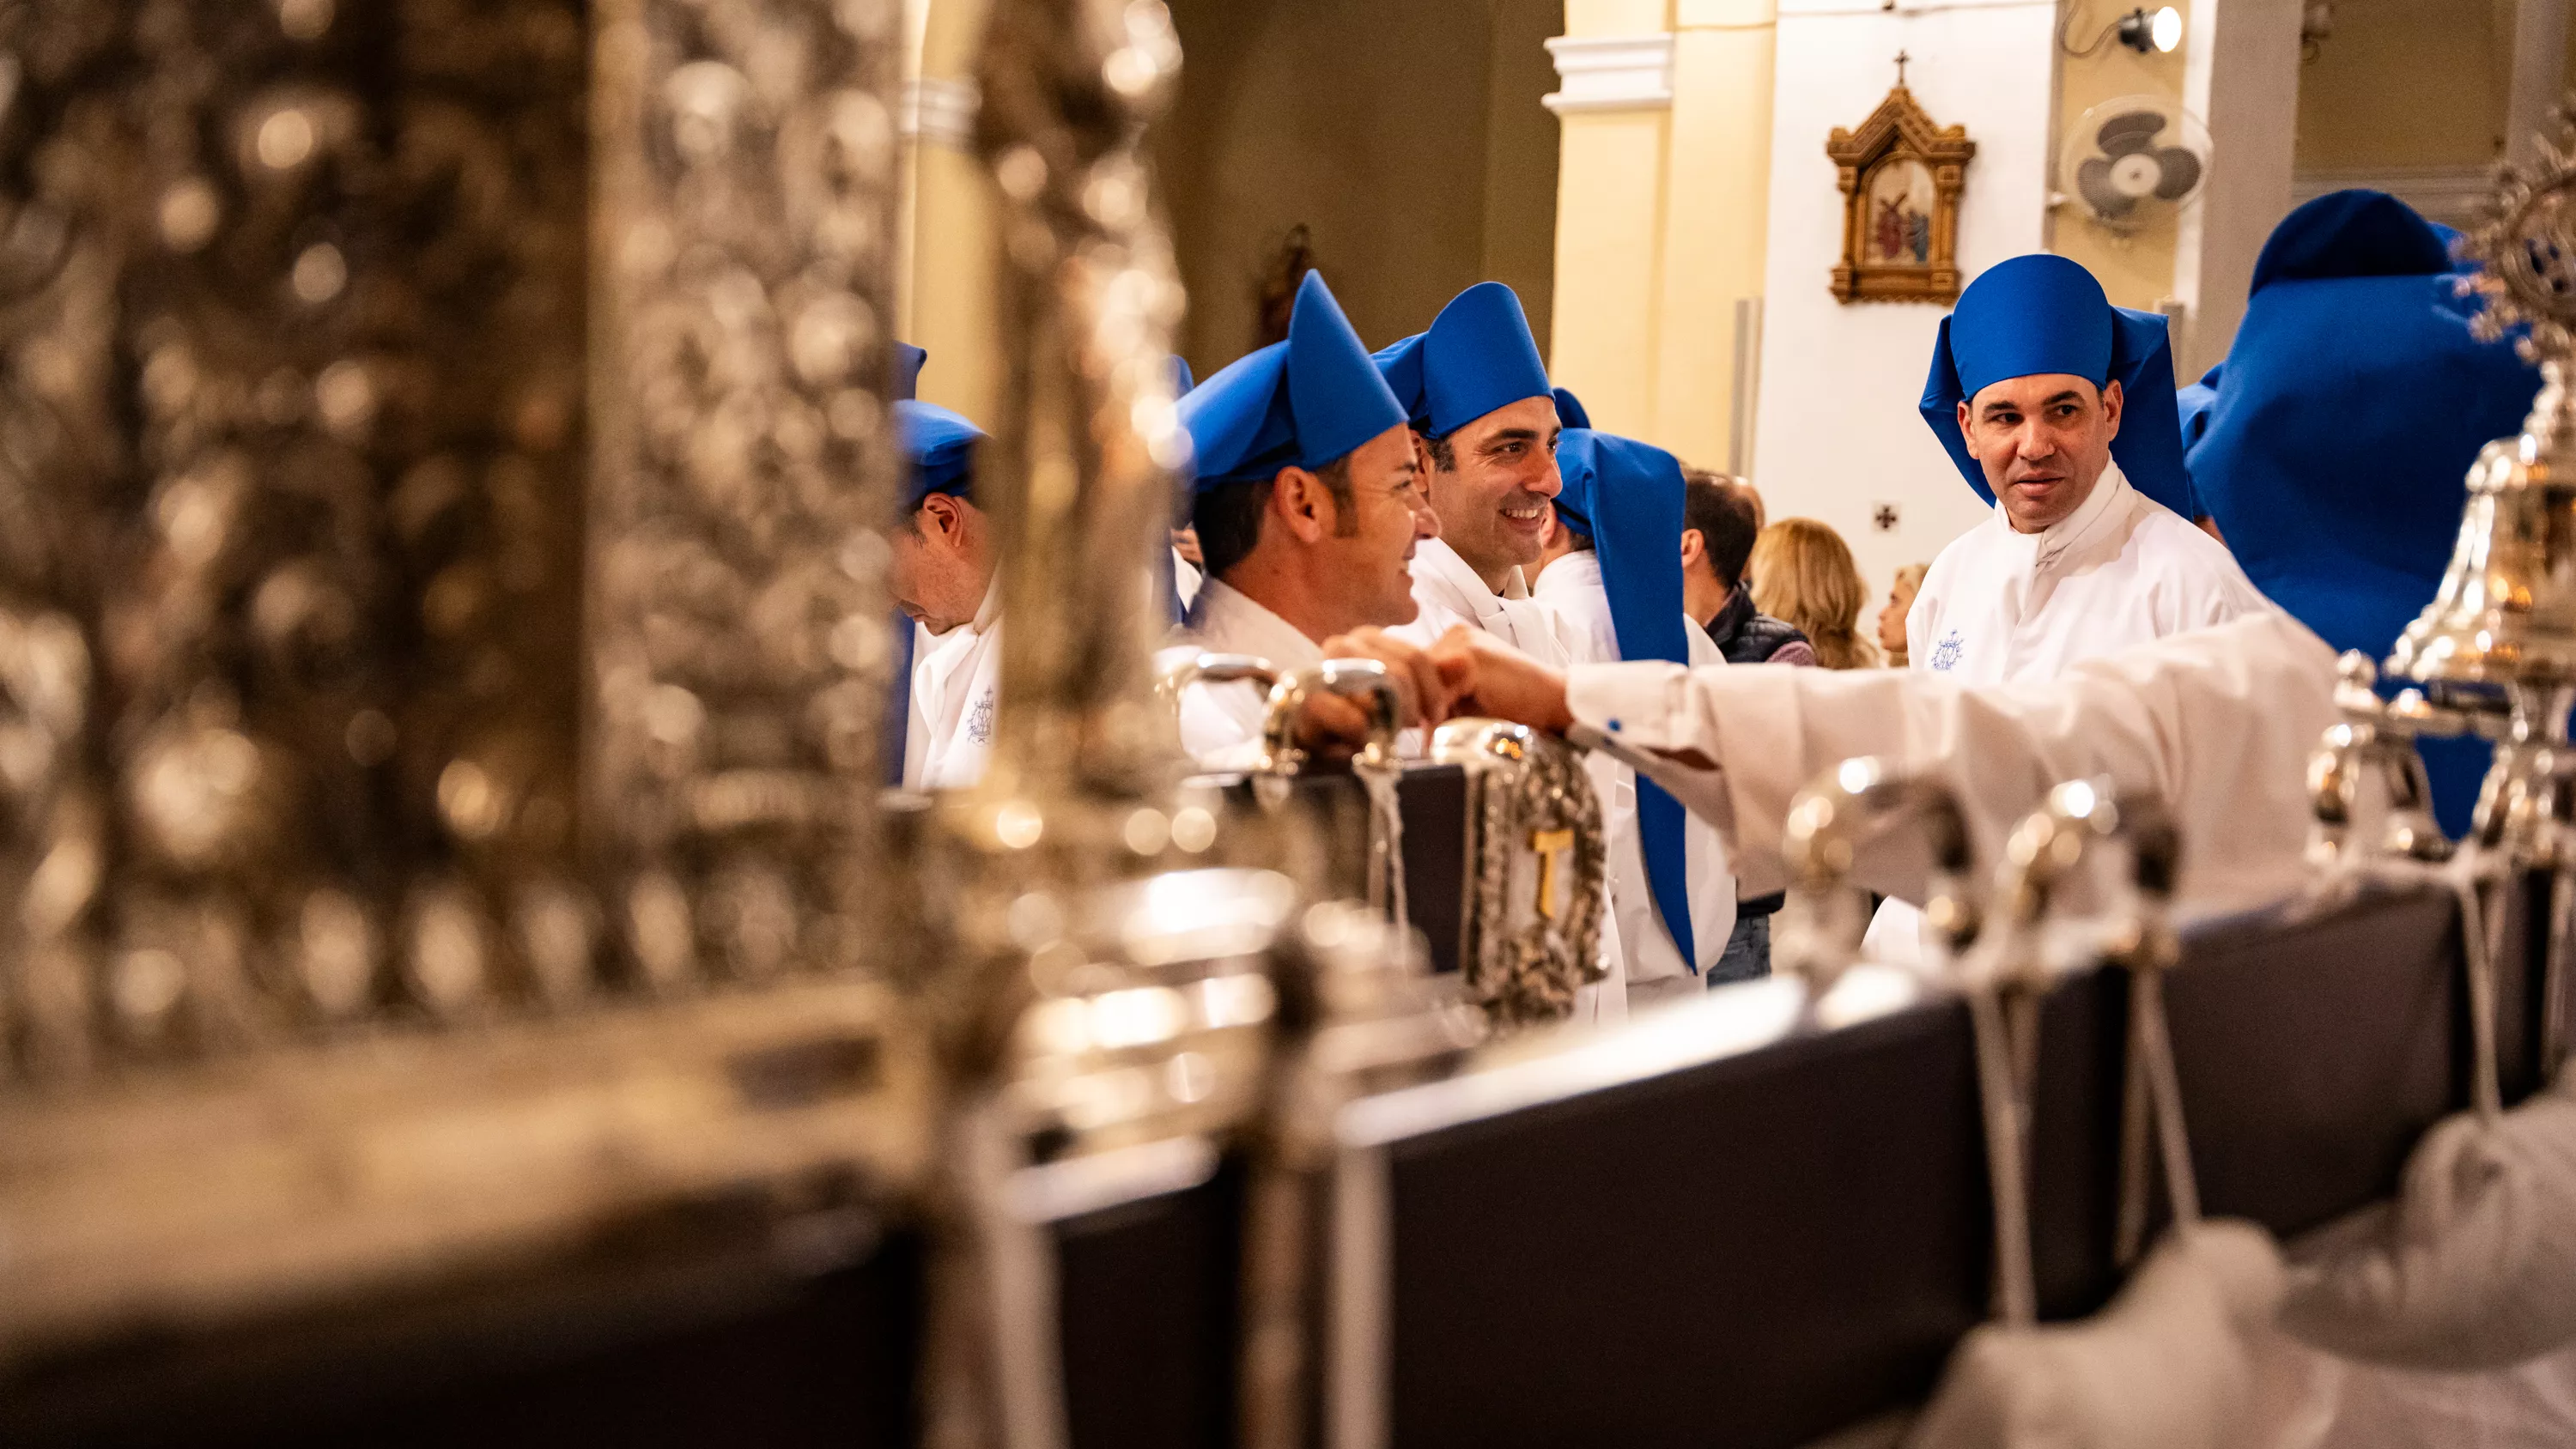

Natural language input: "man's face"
[1316,423,1439,629]
[888,493,993,634]
[1423,395,1562,582]
[1958,374,2123,534]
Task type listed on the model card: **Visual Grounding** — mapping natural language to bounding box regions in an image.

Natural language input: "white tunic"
[1559,609,2337,921]
[1905,461,2272,687]
[1868,462,2274,959]
[1530,550,1739,1008]
[901,582,1003,791]
[1156,579,1323,769]
[1396,537,1578,665]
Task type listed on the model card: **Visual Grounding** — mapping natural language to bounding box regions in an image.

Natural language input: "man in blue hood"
[1871,253,2272,961]
[2184,190,2542,837]
[1162,271,1437,762]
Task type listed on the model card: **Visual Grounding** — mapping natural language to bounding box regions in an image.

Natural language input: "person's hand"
[1307,627,1474,737]
[1446,631,1575,735]
[1170,527,1205,567]
[1305,626,1575,741]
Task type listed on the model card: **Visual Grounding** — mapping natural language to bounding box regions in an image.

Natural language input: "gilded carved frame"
[1828,83,1977,305]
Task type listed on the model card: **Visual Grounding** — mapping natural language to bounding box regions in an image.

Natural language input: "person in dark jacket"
[1678,470,1812,982]
[1682,470,1814,667]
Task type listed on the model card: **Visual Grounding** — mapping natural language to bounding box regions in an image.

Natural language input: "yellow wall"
[1552,106,1670,440]
[1547,0,1776,470]
[2049,2,2189,311]
[901,0,1000,426]
[1486,0,1572,343]
[2296,0,2508,171]
[1654,2,1776,468]
[896,0,1566,421]
[1570,0,1668,34]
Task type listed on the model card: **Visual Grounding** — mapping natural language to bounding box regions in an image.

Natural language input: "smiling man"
[1868,252,2269,960]
[1161,270,1437,762]
[1375,285,1657,1019]
[1372,282,1578,665]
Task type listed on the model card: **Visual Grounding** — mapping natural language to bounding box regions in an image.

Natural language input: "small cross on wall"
[1874,503,1901,532]
[1894,50,1910,85]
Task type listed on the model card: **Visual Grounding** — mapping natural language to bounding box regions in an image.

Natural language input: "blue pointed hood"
[1179,271,1409,490]
[1557,427,1698,969]
[1919,253,2195,518]
[2184,190,2542,836]
[898,400,986,506]
[1372,282,1554,437]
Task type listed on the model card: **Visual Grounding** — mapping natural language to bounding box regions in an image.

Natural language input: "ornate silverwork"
[2391,111,2576,1073]
[1978,779,2187,1282]
[0,0,923,1385]
[1428,718,1605,1029]
[2306,652,2462,869]
[1775,755,1980,984]
[587,0,904,992]
[902,5,1319,1447]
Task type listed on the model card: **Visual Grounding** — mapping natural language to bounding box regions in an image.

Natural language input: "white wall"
[1748,0,2058,603]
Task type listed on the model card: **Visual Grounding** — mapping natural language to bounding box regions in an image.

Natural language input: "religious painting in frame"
[1826,69,1977,304]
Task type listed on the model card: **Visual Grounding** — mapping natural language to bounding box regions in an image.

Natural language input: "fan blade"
[2151,146,2204,201]
[2076,159,2137,220]
[2095,110,2166,157]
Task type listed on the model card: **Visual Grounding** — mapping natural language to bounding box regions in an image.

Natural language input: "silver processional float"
[0,0,1602,1444]
[0,0,937,1392]
[2327,101,2576,1076]
[0,0,2570,1446]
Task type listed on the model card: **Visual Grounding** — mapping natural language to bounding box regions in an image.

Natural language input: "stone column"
[1654,0,1778,471]
[1546,5,1676,440]
[1546,0,1778,470]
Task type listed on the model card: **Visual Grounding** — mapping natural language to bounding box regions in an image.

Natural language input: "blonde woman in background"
[1879,561,1930,668]
[1747,518,1883,670]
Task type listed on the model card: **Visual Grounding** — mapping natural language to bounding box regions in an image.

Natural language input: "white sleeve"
[1680,618,1736,975]
[1564,610,2337,914]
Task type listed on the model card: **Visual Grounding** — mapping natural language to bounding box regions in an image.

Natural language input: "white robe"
[1866,462,2274,958]
[1558,609,2336,920]
[1529,551,1738,1009]
[1395,537,1579,664]
[1905,460,2273,687]
[1157,579,1323,770]
[901,582,1002,791]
